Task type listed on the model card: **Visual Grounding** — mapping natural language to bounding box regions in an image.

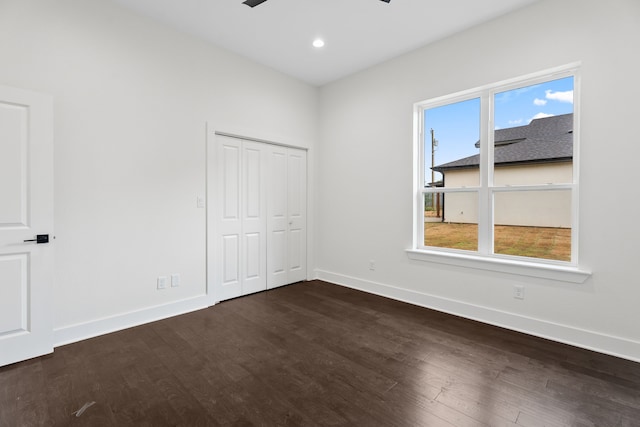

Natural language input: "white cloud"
[529,112,554,123]
[545,89,574,103]
[508,119,523,125]
[533,98,547,106]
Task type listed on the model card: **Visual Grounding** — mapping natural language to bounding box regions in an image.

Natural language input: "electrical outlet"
[369,260,376,271]
[157,276,168,290]
[171,273,180,287]
[513,285,525,300]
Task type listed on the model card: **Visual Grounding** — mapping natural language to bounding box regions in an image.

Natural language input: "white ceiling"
[111,0,540,86]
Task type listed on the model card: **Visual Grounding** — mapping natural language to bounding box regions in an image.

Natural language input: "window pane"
[493,77,574,186]
[493,190,571,261]
[423,192,443,220]
[424,191,478,251]
[424,98,480,188]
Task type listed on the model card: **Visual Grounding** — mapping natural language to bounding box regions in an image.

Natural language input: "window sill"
[406,249,591,283]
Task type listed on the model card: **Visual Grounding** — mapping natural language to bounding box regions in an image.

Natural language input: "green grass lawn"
[424,223,571,261]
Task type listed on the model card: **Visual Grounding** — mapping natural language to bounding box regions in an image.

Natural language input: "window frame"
[409,63,591,283]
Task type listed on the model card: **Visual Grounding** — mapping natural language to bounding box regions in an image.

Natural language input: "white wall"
[0,0,317,340]
[317,0,640,361]
[2,0,639,363]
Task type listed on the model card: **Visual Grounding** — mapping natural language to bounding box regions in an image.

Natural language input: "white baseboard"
[315,269,640,363]
[54,295,212,347]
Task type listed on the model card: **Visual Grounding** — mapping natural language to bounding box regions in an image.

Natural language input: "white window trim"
[410,63,591,283]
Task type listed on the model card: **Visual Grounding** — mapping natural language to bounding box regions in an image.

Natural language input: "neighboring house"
[432,113,573,228]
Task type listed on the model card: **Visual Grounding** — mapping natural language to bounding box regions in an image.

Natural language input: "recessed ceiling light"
[312,39,325,48]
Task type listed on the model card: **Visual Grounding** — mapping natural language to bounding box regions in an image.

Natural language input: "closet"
[207,134,307,302]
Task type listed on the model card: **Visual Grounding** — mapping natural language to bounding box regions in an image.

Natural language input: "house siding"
[440,162,572,227]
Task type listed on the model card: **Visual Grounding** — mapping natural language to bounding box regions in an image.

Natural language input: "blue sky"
[424,76,574,184]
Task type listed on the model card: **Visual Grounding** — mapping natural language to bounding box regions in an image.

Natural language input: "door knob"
[23,234,49,244]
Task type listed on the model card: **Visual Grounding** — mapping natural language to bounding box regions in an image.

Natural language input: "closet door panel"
[245,233,261,278]
[216,136,242,301]
[288,229,302,271]
[267,147,289,289]
[271,230,286,273]
[222,235,240,284]
[241,141,267,295]
[287,149,307,283]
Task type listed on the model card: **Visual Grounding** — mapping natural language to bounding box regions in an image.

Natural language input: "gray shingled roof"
[433,113,573,172]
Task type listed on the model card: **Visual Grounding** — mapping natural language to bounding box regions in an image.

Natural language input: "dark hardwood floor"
[2,280,640,426]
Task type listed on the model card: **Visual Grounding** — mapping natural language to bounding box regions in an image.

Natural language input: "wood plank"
[1,280,639,426]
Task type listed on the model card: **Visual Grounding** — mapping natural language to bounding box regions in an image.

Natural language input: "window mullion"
[477,93,493,255]
[570,70,581,266]
[414,106,424,249]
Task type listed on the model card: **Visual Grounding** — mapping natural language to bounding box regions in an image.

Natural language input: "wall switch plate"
[171,273,180,287]
[197,196,205,208]
[157,276,168,290]
[513,285,525,300]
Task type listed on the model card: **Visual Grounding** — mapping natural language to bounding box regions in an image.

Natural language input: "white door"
[267,146,307,289]
[0,85,54,367]
[212,135,242,301]
[266,146,288,288]
[286,148,307,284]
[211,135,267,301]
[208,132,306,301]
[240,140,267,295]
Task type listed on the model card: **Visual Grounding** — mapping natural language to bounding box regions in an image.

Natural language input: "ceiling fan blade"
[243,0,268,7]
[243,0,388,7]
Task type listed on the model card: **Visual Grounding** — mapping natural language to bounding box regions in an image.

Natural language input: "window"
[409,64,590,282]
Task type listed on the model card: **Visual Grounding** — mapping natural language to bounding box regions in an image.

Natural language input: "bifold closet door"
[211,134,307,302]
[214,135,267,301]
[267,146,307,289]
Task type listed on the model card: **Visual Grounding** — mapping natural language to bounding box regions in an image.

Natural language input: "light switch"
[197,196,205,208]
